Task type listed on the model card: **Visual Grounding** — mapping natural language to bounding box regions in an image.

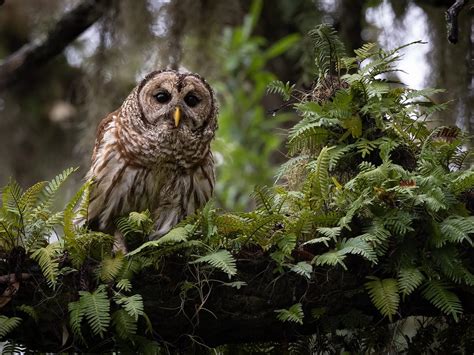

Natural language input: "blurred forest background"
[0,0,472,211]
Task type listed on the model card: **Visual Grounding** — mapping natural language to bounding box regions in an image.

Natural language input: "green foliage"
[275,303,304,325]
[267,80,295,101]
[308,24,346,80]
[365,277,400,321]
[69,285,111,339]
[0,24,472,353]
[421,280,463,321]
[191,249,237,278]
[30,242,61,288]
[213,0,300,210]
[255,25,473,324]
[398,267,424,297]
[0,316,22,339]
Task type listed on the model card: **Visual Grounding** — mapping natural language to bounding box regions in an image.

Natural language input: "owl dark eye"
[184,94,200,107]
[155,91,171,103]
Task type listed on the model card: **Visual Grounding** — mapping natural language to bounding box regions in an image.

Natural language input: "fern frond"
[288,122,331,155]
[63,181,93,267]
[34,167,76,215]
[116,279,132,292]
[353,42,378,60]
[68,299,85,342]
[307,146,333,201]
[450,169,474,194]
[432,247,474,285]
[116,210,153,237]
[308,24,346,79]
[78,285,111,338]
[316,226,341,239]
[127,226,189,256]
[339,237,378,263]
[16,304,39,323]
[1,179,23,214]
[290,261,313,279]
[191,249,237,278]
[114,294,144,321]
[0,315,22,339]
[267,80,295,101]
[275,233,297,256]
[440,216,474,246]
[112,309,137,339]
[365,277,400,321]
[398,268,424,297]
[313,250,347,270]
[421,280,463,321]
[275,303,304,325]
[215,214,247,235]
[274,155,309,183]
[30,242,61,288]
[99,253,125,282]
[19,181,47,216]
[252,185,277,213]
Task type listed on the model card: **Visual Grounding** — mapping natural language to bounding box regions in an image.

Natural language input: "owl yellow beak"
[174,107,181,127]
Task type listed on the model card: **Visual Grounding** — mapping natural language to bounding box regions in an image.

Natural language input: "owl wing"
[91,109,120,163]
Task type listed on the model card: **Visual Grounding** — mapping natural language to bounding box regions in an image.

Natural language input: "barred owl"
[85,70,218,247]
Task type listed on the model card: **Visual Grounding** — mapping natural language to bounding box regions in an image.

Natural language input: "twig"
[0,273,30,283]
[0,0,112,90]
[446,0,470,44]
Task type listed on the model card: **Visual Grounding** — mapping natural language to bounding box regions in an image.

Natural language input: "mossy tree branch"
[4,251,473,352]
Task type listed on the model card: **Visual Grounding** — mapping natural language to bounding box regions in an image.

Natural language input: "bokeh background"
[0,0,472,210]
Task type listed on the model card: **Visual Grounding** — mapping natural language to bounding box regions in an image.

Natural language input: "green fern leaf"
[30,242,61,288]
[290,261,313,279]
[99,253,125,282]
[440,216,474,246]
[0,315,22,338]
[339,237,378,263]
[317,226,341,239]
[34,167,76,214]
[308,146,332,201]
[421,280,463,321]
[288,122,331,155]
[365,277,400,321]
[267,80,295,101]
[398,268,424,297]
[191,249,237,278]
[127,226,189,256]
[78,285,111,338]
[63,180,93,267]
[116,279,132,292]
[275,303,304,325]
[313,250,347,270]
[116,210,153,237]
[308,24,346,79]
[16,304,39,323]
[114,294,144,321]
[112,309,137,339]
[68,299,85,342]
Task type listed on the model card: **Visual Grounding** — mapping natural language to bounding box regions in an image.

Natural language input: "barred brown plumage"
[84,70,218,248]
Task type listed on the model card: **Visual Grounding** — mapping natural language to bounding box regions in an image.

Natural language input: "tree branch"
[7,253,474,351]
[446,0,470,43]
[0,0,112,91]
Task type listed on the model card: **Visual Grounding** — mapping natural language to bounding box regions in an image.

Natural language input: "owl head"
[119,70,218,168]
[137,70,217,134]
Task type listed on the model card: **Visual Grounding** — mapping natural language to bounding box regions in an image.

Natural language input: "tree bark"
[5,252,474,351]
